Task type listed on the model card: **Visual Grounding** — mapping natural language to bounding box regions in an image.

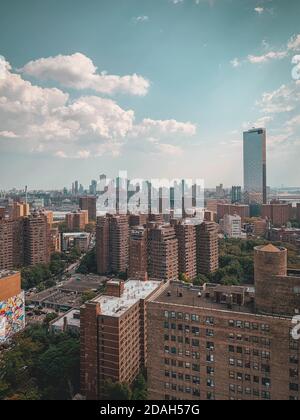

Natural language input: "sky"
[0,0,300,190]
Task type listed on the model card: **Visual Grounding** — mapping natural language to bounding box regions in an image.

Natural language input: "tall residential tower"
[243,128,267,205]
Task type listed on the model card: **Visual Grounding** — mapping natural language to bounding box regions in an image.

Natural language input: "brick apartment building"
[129,226,148,280]
[66,210,89,232]
[80,278,164,400]
[79,196,97,223]
[96,214,129,275]
[261,202,293,227]
[23,213,50,266]
[173,220,197,281]
[217,204,250,223]
[196,222,219,276]
[0,218,24,270]
[147,224,179,281]
[146,244,300,400]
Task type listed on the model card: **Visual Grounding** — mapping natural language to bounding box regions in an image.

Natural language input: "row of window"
[229,358,271,371]
[228,346,271,359]
[164,358,215,375]
[229,333,271,348]
[163,311,271,332]
[164,383,200,397]
[229,385,271,400]
[164,335,201,346]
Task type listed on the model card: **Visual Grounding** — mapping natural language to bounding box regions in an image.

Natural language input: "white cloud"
[254,7,264,15]
[155,143,183,156]
[133,16,149,23]
[248,51,287,64]
[0,130,19,138]
[288,34,300,51]
[257,84,300,114]
[132,118,197,138]
[20,53,150,96]
[230,58,242,68]
[0,57,197,160]
[243,116,273,130]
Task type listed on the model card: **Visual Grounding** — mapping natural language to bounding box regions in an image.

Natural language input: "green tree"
[132,374,148,400]
[103,380,132,400]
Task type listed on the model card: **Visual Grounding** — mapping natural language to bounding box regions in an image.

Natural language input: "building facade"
[147,244,300,401]
[243,128,267,205]
[0,271,25,343]
[147,225,179,281]
[79,196,97,223]
[80,279,163,400]
[96,215,129,275]
[196,222,219,276]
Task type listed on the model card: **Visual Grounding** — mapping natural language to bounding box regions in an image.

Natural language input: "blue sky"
[0,0,299,189]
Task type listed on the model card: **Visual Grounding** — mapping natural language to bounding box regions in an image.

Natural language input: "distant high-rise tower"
[243,128,267,204]
[231,186,242,204]
[79,196,97,222]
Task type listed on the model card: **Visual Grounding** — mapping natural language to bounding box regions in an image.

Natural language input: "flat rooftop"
[93,279,162,317]
[0,270,18,280]
[51,309,80,329]
[60,274,107,293]
[152,282,256,315]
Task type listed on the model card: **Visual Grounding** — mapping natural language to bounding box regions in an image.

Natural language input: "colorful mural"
[0,292,25,343]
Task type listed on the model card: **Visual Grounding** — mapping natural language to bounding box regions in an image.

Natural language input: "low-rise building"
[0,271,25,343]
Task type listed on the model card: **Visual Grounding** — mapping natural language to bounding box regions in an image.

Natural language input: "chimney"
[106,280,125,298]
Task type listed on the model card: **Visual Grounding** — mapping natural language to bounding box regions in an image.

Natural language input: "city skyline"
[1,0,300,189]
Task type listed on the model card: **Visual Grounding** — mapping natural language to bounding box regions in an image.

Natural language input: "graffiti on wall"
[0,292,25,342]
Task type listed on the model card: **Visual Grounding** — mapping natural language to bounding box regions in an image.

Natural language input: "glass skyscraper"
[243,128,267,204]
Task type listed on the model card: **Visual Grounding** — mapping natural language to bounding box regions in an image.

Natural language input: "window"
[206,329,214,337]
[237,373,243,381]
[165,371,170,377]
[290,356,299,364]
[164,311,169,319]
[262,391,270,400]
[206,342,214,351]
[193,376,200,385]
[192,339,200,347]
[229,358,235,366]
[206,317,214,325]
[262,378,271,388]
[192,364,200,372]
[229,345,235,353]
[229,384,235,393]
[192,327,200,336]
[207,354,214,363]
[290,383,299,392]
[207,366,214,375]
[207,379,214,388]
[290,368,298,379]
[191,314,199,322]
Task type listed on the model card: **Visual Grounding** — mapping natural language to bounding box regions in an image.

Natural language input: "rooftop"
[93,279,162,317]
[0,270,19,280]
[50,309,80,329]
[258,244,283,253]
[152,282,256,315]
